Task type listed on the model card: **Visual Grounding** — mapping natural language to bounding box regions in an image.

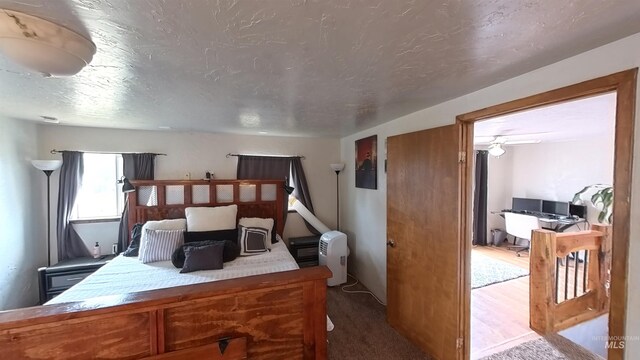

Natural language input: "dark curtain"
[237,155,292,229]
[290,157,320,235]
[56,151,91,260]
[123,153,156,180]
[472,150,489,246]
[117,153,156,252]
[236,155,291,179]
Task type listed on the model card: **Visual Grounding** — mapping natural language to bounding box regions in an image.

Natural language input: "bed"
[0,179,331,359]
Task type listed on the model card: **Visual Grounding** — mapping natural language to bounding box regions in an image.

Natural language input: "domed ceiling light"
[0,9,96,77]
[488,143,506,157]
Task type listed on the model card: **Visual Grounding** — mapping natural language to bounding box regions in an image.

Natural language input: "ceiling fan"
[474,135,542,145]
[474,136,542,157]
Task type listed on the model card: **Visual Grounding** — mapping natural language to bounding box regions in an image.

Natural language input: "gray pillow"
[180,242,225,273]
[171,240,239,269]
[122,223,143,257]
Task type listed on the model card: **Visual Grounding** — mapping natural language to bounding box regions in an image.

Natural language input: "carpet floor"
[327,282,431,359]
[327,282,598,360]
[480,334,600,360]
[472,251,529,289]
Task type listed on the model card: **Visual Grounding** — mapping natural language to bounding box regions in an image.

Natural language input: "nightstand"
[38,255,115,304]
[288,235,321,268]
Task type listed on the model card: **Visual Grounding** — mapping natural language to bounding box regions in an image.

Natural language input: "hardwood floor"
[471,246,536,359]
[471,245,602,359]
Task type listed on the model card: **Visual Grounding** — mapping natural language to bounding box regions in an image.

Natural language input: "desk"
[538,217,587,232]
[492,210,587,233]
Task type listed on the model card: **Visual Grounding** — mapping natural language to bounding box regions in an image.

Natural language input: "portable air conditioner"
[319,231,348,286]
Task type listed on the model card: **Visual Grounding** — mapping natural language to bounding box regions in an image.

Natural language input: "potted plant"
[572,184,613,224]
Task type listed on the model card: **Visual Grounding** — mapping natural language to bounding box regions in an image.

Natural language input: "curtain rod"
[51,149,167,156]
[226,153,305,160]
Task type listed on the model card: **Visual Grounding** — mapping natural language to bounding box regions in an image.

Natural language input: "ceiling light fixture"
[488,143,506,157]
[40,115,59,124]
[0,9,96,77]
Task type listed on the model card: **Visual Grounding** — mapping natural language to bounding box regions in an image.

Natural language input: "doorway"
[468,92,616,358]
[458,69,637,360]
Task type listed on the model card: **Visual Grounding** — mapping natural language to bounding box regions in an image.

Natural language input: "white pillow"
[138,219,187,259]
[185,205,238,232]
[239,217,274,249]
[139,229,184,264]
[238,226,269,256]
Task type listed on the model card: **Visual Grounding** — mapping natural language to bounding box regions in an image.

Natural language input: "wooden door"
[387,125,464,360]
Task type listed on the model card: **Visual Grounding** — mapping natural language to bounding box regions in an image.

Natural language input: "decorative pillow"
[180,242,225,273]
[239,217,274,247]
[139,229,184,264]
[123,223,143,257]
[184,229,238,243]
[185,205,238,232]
[171,240,240,268]
[138,219,187,259]
[238,225,269,256]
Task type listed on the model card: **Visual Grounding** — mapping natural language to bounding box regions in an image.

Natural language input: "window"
[73,153,124,220]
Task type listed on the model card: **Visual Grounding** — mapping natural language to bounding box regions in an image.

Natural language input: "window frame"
[71,153,124,221]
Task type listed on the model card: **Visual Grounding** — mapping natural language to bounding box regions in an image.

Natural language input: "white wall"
[0,118,45,310]
[339,32,640,356]
[37,126,340,261]
[485,148,514,240]
[511,138,615,202]
[484,136,615,238]
[73,221,120,256]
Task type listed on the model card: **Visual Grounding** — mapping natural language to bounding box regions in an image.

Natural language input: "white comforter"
[47,241,299,304]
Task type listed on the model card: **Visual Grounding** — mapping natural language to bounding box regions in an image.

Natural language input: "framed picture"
[355,135,377,189]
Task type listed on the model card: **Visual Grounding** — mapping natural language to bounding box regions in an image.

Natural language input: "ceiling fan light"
[488,144,505,157]
[0,9,96,76]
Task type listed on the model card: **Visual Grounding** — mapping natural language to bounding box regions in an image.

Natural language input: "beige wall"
[340,32,640,355]
[36,126,341,262]
[0,118,45,310]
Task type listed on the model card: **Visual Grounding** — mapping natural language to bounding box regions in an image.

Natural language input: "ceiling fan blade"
[503,139,542,145]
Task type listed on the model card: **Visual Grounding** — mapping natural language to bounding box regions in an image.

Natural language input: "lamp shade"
[0,9,96,76]
[284,184,295,195]
[31,160,62,171]
[330,163,345,172]
[121,178,135,193]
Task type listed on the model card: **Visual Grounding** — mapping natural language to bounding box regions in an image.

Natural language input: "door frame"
[456,69,637,360]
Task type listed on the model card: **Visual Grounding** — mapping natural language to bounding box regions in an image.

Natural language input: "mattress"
[47,240,299,304]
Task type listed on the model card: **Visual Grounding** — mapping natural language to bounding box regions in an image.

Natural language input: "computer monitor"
[542,200,570,216]
[569,203,587,218]
[512,197,543,213]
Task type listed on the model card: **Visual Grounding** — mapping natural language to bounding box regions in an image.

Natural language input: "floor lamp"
[32,160,63,267]
[329,163,345,230]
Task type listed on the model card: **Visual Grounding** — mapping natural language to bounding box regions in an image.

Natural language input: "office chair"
[504,212,541,257]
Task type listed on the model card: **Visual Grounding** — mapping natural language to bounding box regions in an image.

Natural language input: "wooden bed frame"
[0,179,331,359]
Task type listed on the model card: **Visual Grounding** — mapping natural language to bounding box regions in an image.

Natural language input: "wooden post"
[529,229,557,334]
[591,224,612,312]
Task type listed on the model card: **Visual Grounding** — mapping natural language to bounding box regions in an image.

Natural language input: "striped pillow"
[139,229,184,264]
[238,226,269,256]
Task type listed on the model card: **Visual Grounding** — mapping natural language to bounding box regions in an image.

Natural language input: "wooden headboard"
[127,179,285,241]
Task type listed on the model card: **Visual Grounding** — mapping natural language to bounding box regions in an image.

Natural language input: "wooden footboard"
[0,267,331,360]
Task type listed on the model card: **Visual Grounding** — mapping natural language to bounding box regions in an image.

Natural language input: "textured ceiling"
[1,1,639,137]
[474,92,616,143]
